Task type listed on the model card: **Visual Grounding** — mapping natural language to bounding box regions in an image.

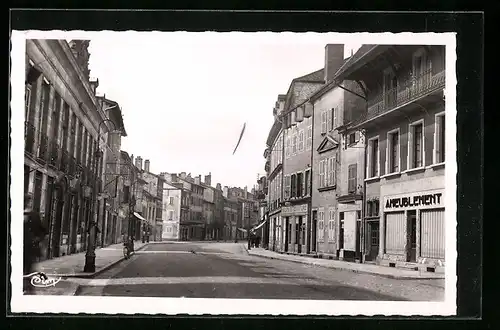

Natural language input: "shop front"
[380,188,445,270]
[281,204,308,254]
[337,201,362,261]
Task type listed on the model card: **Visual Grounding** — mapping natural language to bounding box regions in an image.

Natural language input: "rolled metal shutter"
[385,212,406,255]
[420,208,445,259]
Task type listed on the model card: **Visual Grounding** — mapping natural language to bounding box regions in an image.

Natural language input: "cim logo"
[27,272,62,288]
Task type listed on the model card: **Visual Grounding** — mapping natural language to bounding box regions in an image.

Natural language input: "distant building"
[159,173,182,241]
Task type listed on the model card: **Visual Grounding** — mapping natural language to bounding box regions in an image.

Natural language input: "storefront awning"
[133,212,147,222]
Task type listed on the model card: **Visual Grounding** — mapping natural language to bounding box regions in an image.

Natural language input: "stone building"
[158,172,182,241]
[334,44,446,272]
[24,39,117,259]
[265,94,286,252]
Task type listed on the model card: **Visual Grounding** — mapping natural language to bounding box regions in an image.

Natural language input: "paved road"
[74,242,445,301]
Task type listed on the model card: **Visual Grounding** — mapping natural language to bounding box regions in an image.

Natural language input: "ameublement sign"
[282,204,308,216]
[384,189,445,211]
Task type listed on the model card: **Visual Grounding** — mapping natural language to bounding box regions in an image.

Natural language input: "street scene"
[20,34,449,303]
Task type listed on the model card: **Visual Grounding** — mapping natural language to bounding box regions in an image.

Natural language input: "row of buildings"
[256,43,446,273]
[23,39,260,264]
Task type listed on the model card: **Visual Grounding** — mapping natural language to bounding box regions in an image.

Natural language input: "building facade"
[24,39,116,259]
[335,44,446,271]
[160,179,182,241]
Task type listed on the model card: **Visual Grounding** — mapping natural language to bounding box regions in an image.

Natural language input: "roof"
[309,56,352,102]
[97,96,127,137]
[283,68,325,113]
[294,68,325,83]
[333,45,379,81]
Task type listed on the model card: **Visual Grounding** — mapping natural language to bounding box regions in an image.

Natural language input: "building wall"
[162,187,181,240]
[24,39,106,260]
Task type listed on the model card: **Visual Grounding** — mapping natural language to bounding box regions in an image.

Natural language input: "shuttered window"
[348,164,357,193]
[385,212,406,255]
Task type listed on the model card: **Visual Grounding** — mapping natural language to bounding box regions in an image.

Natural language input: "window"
[284,175,291,200]
[367,200,380,217]
[296,172,303,197]
[348,164,357,193]
[435,113,445,163]
[292,132,297,155]
[169,196,174,205]
[319,160,325,188]
[321,111,327,134]
[318,209,325,241]
[387,129,400,173]
[339,212,344,249]
[327,156,336,186]
[409,121,424,169]
[298,129,305,152]
[304,169,310,196]
[168,210,174,220]
[285,136,290,158]
[348,132,356,146]
[368,138,379,177]
[290,174,297,198]
[331,108,337,131]
[328,208,335,241]
[25,86,31,119]
[306,125,312,150]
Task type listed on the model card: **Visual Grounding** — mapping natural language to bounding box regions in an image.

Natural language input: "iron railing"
[25,121,36,155]
[367,69,445,118]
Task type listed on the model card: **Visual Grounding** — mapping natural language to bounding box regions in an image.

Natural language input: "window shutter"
[319,160,324,188]
[327,109,332,131]
[302,172,306,196]
[355,131,360,142]
[321,112,327,133]
[332,108,337,129]
[435,118,441,163]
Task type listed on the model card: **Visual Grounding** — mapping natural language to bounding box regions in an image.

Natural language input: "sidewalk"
[27,242,149,296]
[245,247,445,280]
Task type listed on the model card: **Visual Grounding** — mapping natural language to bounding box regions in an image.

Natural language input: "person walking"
[23,194,48,294]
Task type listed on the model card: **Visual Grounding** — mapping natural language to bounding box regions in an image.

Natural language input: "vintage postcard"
[10,30,457,315]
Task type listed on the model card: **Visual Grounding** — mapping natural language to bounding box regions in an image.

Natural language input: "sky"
[87,33,361,190]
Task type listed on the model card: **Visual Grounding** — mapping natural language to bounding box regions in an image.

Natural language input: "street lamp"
[84,117,117,273]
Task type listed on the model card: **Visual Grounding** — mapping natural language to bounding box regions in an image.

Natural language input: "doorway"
[284,217,289,252]
[297,216,303,254]
[407,210,417,262]
[311,211,317,252]
[368,221,379,261]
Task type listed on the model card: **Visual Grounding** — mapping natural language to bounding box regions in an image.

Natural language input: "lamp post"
[84,117,117,273]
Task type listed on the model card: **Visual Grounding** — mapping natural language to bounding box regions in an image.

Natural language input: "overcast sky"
[87,33,360,190]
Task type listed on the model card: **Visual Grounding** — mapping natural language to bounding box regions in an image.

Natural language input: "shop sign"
[282,204,308,216]
[384,189,444,211]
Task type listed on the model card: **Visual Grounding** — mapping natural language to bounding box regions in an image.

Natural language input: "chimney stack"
[171,173,178,182]
[130,154,134,166]
[180,172,186,179]
[223,186,229,198]
[216,183,222,191]
[324,44,345,83]
[135,156,143,170]
[194,175,201,185]
[144,159,150,172]
[204,172,212,186]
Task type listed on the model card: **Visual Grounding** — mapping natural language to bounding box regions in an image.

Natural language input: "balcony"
[24,121,35,155]
[37,133,49,163]
[366,69,445,122]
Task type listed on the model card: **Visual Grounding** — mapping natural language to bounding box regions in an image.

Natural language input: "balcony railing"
[367,69,445,118]
[37,133,49,163]
[25,121,36,155]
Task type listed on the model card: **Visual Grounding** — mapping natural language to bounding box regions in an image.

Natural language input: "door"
[407,210,417,262]
[369,221,380,261]
[297,216,303,254]
[284,217,289,252]
[311,211,317,252]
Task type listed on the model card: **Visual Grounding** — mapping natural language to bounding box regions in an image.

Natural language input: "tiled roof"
[294,68,325,83]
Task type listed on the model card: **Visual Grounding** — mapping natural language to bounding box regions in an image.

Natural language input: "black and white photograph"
[10,30,457,315]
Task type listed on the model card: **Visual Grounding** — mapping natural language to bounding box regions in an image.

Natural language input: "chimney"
[244,186,248,199]
[130,154,134,166]
[171,173,178,182]
[216,183,222,191]
[89,78,99,96]
[180,172,186,179]
[204,172,212,186]
[324,44,345,83]
[135,156,143,170]
[144,159,150,172]
[223,186,229,198]
[194,176,201,185]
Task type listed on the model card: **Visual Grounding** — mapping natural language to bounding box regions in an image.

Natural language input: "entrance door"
[369,221,380,261]
[297,216,303,254]
[407,210,417,262]
[284,217,289,252]
[311,211,317,252]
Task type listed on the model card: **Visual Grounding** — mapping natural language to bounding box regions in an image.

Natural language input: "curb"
[248,251,445,280]
[66,243,150,296]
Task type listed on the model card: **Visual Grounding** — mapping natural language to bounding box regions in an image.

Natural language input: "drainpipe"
[308,102,315,255]
[360,128,368,264]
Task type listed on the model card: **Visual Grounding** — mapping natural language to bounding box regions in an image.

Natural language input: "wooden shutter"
[321,112,327,133]
[327,109,332,131]
[332,108,337,129]
[319,160,324,188]
[304,102,313,118]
